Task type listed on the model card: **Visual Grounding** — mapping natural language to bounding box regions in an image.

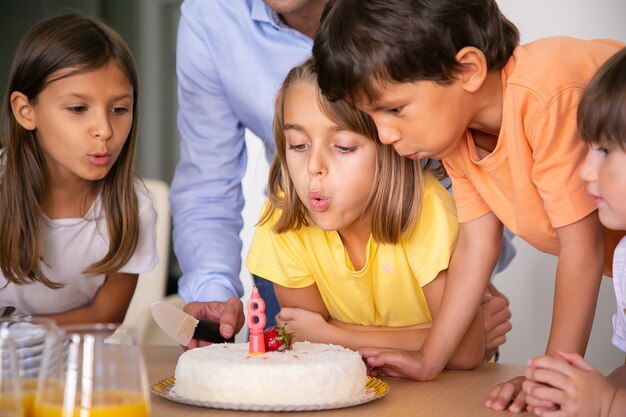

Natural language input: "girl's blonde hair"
[0,13,141,288]
[260,58,444,244]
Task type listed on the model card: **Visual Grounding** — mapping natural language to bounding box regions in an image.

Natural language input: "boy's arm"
[485,211,605,413]
[417,212,503,379]
[548,211,604,355]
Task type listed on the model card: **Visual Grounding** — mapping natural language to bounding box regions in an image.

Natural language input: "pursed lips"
[586,189,603,205]
[87,152,112,166]
[309,191,330,212]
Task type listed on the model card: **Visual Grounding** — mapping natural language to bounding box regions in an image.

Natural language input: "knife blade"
[150,301,234,345]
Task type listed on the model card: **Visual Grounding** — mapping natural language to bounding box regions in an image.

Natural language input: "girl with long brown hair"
[0,13,157,324]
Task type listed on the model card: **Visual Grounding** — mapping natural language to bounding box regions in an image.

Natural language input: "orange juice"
[22,378,37,417]
[0,395,21,416]
[0,378,37,417]
[33,391,148,417]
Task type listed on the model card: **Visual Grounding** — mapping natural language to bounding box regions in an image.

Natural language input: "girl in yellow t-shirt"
[246,58,485,371]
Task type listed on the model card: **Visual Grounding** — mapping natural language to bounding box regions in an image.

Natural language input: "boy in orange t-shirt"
[312,0,624,413]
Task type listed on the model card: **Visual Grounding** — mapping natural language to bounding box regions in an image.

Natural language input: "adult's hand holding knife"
[183,298,245,347]
[151,298,244,348]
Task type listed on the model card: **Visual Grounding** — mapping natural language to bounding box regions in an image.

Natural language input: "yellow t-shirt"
[245,175,458,327]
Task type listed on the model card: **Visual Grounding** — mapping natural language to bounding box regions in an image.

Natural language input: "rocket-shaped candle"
[246,286,266,354]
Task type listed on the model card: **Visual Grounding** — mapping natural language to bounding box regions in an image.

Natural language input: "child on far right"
[523,47,626,417]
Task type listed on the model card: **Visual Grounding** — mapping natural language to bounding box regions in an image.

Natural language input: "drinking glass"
[33,324,150,417]
[0,335,23,417]
[0,317,58,417]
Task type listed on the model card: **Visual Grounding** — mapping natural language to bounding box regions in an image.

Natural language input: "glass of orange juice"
[0,335,23,417]
[33,324,149,417]
[0,317,59,417]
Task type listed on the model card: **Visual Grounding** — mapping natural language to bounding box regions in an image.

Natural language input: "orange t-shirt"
[443,37,625,273]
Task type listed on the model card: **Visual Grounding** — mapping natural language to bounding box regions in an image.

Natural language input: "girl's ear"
[454,47,488,94]
[10,91,36,131]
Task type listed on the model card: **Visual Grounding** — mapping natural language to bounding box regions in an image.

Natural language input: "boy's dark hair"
[313,0,520,103]
[577,47,626,150]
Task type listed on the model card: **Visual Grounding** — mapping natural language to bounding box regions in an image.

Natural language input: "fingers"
[483,294,512,349]
[556,351,592,370]
[482,294,511,323]
[484,376,525,412]
[485,319,512,349]
[358,348,409,378]
[486,333,507,350]
[526,365,570,391]
[183,301,222,322]
[482,289,493,303]
[527,355,575,380]
[508,388,528,413]
[523,379,562,410]
[358,347,390,365]
[485,381,517,411]
[276,307,297,322]
[186,338,199,350]
[486,282,508,302]
[219,298,244,339]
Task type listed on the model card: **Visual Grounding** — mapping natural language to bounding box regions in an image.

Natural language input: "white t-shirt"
[612,237,626,352]
[0,181,158,316]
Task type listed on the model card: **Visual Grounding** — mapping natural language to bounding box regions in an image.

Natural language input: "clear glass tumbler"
[33,324,150,417]
[0,317,59,417]
[0,335,23,417]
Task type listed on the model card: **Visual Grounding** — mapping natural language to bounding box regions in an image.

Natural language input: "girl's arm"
[274,272,485,369]
[40,272,139,325]
[273,283,330,321]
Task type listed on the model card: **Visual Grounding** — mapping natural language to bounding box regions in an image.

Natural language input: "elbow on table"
[446,345,484,370]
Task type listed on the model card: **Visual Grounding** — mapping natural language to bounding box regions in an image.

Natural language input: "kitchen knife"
[150,301,234,345]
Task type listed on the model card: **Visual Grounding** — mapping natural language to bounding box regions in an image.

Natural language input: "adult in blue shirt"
[171,0,516,352]
[171,0,324,346]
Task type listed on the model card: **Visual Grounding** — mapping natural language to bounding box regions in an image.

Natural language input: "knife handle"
[193,319,235,344]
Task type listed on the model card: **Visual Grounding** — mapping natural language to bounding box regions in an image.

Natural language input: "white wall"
[236,132,270,342]
[238,0,626,368]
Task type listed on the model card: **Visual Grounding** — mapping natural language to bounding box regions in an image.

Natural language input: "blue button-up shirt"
[170,0,313,303]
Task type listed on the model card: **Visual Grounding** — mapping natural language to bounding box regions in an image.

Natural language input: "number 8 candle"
[246,286,266,353]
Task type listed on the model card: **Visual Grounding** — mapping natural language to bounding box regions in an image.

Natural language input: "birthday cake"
[171,341,370,406]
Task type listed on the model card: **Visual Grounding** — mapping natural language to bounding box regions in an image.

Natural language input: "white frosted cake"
[172,341,369,406]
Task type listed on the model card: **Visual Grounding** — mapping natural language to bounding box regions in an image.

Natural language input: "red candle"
[246,286,266,353]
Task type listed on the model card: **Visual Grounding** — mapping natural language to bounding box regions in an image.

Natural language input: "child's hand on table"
[358,348,440,381]
[484,375,528,412]
[523,351,617,417]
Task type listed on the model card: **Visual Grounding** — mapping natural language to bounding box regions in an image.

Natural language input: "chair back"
[123,178,171,340]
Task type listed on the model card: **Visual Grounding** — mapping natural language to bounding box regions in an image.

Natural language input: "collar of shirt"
[251,0,295,32]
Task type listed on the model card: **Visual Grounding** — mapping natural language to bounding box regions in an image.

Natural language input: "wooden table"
[145,345,531,416]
